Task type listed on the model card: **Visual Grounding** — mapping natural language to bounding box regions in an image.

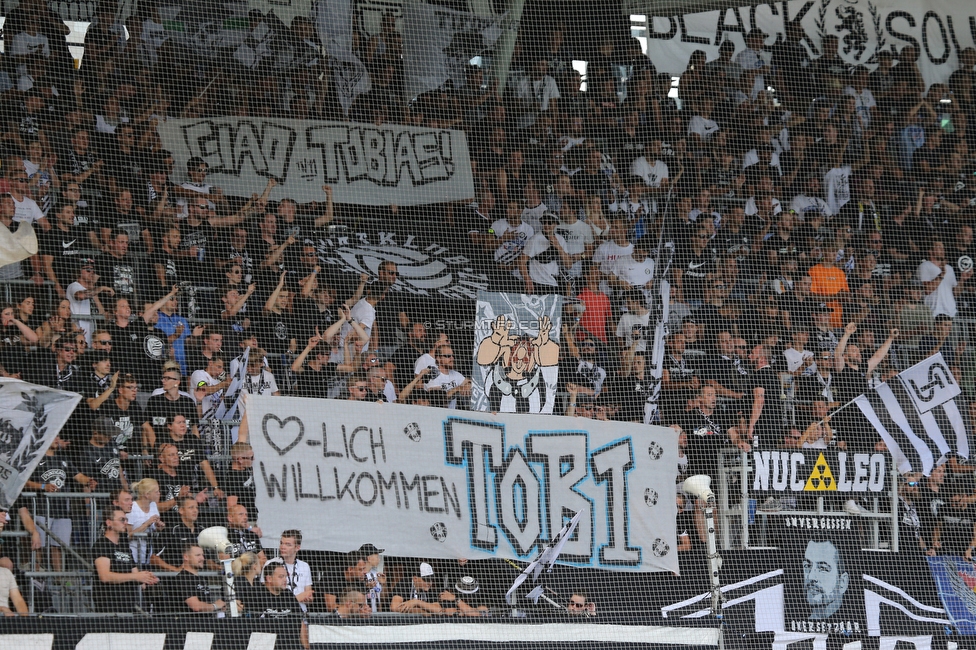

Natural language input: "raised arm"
[866,328,899,376]
[835,322,856,373]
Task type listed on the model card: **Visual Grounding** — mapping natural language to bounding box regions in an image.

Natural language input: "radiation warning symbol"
[804,453,837,491]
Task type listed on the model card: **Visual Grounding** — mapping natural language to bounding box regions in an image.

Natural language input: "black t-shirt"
[219,467,257,520]
[91,536,138,613]
[145,394,199,438]
[294,363,338,400]
[677,248,716,304]
[703,354,748,399]
[39,223,87,287]
[246,587,303,618]
[30,453,80,518]
[95,253,138,304]
[615,374,653,423]
[168,569,216,611]
[178,221,217,280]
[98,398,146,452]
[832,366,867,405]
[160,433,208,489]
[915,486,945,546]
[226,527,263,556]
[148,467,194,510]
[159,520,200,568]
[148,248,188,296]
[683,407,735,477]
[254,311,301,357]
[394,576,435,604]
[80,441,125,495]
[374,291,411,349]
[104,321,167,388]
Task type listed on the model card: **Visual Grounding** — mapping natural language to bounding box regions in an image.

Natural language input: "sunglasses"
[438,353,454,358]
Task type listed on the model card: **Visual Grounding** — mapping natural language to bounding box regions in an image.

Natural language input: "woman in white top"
[128,478,165,566]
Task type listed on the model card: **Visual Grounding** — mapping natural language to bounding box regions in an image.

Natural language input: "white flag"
[0,379,81,510]
[316,0,370,115]
[0,221,37,268]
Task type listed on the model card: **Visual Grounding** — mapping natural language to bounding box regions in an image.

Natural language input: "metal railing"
[715,449,900,552]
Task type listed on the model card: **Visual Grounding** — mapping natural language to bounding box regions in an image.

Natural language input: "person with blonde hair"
[232,551,261,606]
[128,477,165,566]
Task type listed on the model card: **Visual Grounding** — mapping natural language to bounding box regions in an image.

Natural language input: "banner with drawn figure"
[0,379,82,510]
[637,0,976,89]
[247,395,679,573]
[927,555,976,635]
[402,1,510,99]
[471,292,561,414]
[157,118,474,206]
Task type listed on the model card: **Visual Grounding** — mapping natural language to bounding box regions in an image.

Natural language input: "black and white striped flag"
[854,353,970,475]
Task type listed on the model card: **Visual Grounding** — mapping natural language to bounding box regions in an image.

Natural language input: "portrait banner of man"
[472,292,561,414]
[782,517,864,636]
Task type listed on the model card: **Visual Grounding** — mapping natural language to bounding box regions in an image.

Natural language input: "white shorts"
[34,516,72,548]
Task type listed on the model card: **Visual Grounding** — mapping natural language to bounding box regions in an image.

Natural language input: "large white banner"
[640,0,976,88]
[402,0,509,99]
[158,118,475,206]
[0,379,82,510]
[248,396,679,573]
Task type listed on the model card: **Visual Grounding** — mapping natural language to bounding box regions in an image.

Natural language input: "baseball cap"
[419,562,434,578]
[540,212,560,226]
[814,303,832,314]
[356,543,385,556]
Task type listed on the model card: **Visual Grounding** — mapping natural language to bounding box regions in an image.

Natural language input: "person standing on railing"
[24,434,95,572]
[92,508,158,613]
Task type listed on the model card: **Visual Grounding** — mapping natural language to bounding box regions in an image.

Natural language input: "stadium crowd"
[0,0,976,618]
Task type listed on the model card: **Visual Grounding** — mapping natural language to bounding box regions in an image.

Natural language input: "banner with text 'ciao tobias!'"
[157,118,475,206]
[0,379,82,511]
[247,396,679,573]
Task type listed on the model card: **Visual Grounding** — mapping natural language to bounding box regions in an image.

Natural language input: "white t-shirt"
[9,32,50,60]
[687,115,720,139]
[190,368,224,414]
[11,194,44,225]
[337,298,376,355]
[66,281,93,343]
[784,347,816,374]
[824,166,852,215]
[520,203,548,232]
[0,567,19,609]
[593,240,634,275]
[790,195,832,219]
[917,260,958,318]
[414,353,438,376]
[522,232,564,287]
[491,219,533,265]
[243,369,279,396]
[630,157,669,187]
[615,255,655,288]
[744,196,783,218]
[128,500,162,565]
[742,150,782,175]
[283,559,313,612]
[616,311,650,352]
[516,75,561,127]
[425,369,467,409]
[554,220,593,256]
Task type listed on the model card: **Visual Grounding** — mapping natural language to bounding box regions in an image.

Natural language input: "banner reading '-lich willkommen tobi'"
[247,396,679,573]
[157,118,475,206]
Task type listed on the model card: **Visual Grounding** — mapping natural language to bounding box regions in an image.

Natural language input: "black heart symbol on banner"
[262,414,305,455]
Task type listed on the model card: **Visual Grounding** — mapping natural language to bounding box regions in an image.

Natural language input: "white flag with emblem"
[854,353,968,475]
[0,379,81,510]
